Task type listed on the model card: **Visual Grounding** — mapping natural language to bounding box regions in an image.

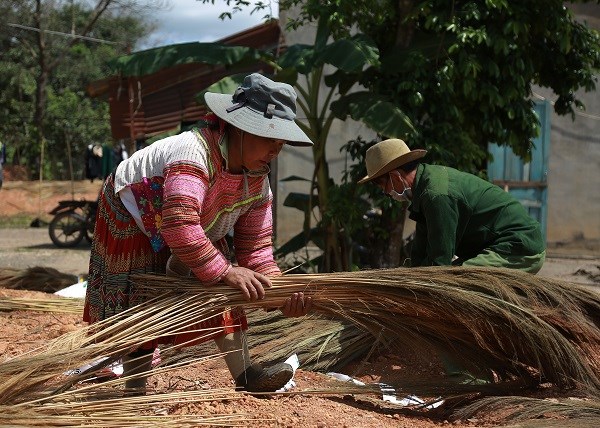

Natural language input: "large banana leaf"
[195,73,247,105]
[277,35,380,82]
[312,35,380,72]
[273,227,324,257]
[330,91,416,139]
[108,43,263,77]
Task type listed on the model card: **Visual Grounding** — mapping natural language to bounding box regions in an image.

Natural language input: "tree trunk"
[395,0,416,48]
[314,136,343,272]
[33,0,48,175]
[386,208,407,267]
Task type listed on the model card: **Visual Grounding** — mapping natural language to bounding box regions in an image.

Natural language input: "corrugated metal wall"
[91,21,282,143]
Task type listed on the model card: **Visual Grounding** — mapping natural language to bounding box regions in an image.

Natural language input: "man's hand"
[222,266,271,301]
[280,292,312,317]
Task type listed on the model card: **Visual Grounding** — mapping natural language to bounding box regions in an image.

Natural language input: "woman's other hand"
[222,266,271,301]
[280,292,312,317]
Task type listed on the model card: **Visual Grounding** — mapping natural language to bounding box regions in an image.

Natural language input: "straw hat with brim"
[358,139,427,184]
[204,73,313,147]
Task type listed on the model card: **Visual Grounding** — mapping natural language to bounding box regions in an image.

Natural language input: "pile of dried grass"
[0,266,77,293]
[2,266,600,426]
[0,289,384,426]
[452,395,600,427]
[133,266,600,391]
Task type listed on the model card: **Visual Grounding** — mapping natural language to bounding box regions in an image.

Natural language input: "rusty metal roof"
[87,20,283,141]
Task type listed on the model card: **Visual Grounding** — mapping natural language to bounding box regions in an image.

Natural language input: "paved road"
[0,228,599,292]
[0,227,91,277]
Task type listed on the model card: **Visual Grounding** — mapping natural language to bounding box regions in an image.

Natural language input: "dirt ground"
[1,181,600,427]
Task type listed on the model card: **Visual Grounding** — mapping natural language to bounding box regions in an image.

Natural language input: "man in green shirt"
[358,138,546,274]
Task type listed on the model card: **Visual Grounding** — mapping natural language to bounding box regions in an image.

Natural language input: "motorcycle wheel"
[85,226,94,243]
[49,212,85,248]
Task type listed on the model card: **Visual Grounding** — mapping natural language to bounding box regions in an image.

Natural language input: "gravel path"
[0,228,91,277]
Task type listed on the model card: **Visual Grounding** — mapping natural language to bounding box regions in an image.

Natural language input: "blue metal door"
[487,100,551,242]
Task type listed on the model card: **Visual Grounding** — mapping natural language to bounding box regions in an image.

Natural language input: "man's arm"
[417,195,460,266]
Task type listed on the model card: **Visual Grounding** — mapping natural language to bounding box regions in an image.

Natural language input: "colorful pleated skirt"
[83,174,247,349]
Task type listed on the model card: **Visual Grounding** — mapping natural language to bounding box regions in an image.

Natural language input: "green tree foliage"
[282,0,600,171]
[0,0,153,179]
[207,1,600,270]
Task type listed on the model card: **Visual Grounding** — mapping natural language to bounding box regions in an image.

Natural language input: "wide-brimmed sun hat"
[358,139,427,184]
[204,73,313,147]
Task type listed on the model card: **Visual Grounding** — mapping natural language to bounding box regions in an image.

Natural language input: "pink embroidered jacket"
[113,118,281,283]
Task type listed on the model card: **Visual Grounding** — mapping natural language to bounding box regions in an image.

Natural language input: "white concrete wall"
[275,9,376,246]
[538,4,600,244]
[532,84,600,243]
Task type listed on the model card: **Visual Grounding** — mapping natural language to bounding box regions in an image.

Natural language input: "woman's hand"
[280,292,312,317]
[222,266,271,301]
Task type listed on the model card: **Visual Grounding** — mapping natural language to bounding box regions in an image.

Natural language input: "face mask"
[243,164,270,177]
[387,173,412,202]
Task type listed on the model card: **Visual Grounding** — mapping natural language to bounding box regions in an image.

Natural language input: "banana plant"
[195,14,425,271]
[196,16,383,272]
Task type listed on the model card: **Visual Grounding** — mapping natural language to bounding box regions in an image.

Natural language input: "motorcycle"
[48,199,98,248]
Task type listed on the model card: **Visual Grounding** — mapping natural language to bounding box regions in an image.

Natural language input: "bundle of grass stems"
[0,287,384,426]
[0,287,368,372]
[133,266,600,392]
[1,265,599,426]
[0,268,374,375]
[0,295,83,314]
[452,395,600,427]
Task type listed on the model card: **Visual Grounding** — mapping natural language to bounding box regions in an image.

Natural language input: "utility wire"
[7,23,123,45]
[533,91,600,121]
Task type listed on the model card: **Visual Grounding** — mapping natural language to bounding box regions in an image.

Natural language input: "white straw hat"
[204,73,313,147]
[358,139,426,184]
